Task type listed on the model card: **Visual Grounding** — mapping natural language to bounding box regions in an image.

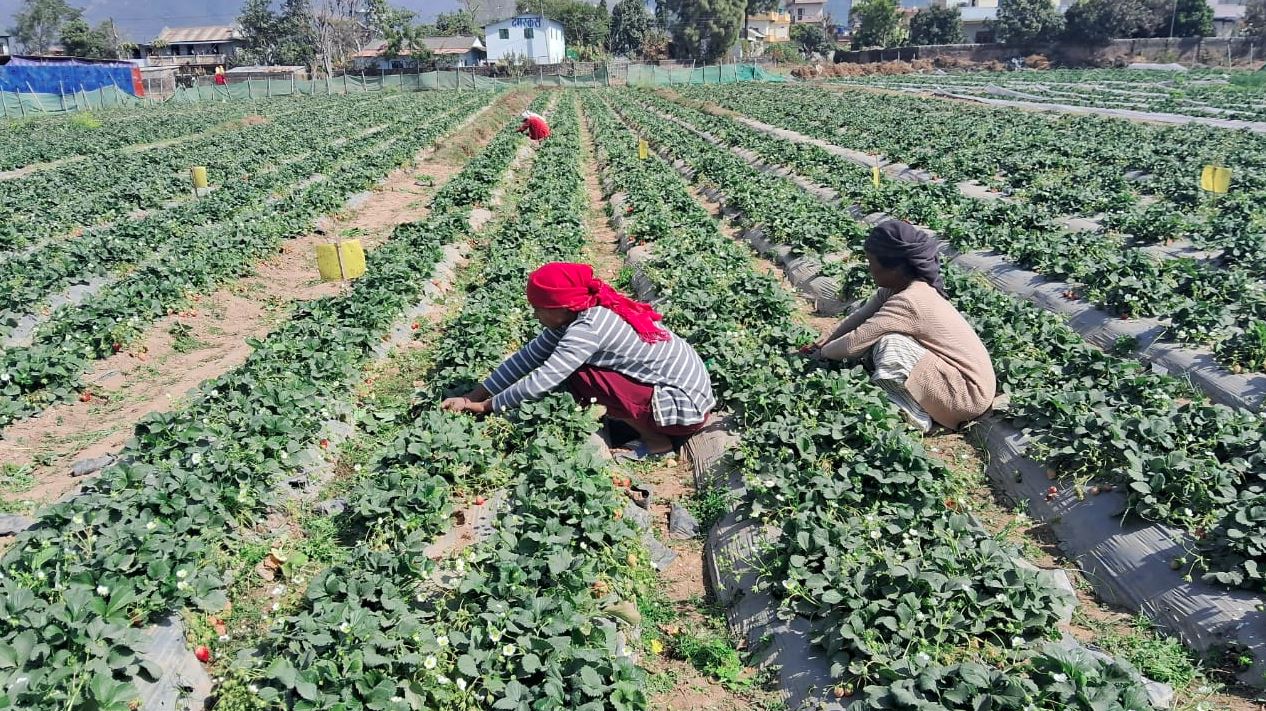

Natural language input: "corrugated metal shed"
[154,26,239,44]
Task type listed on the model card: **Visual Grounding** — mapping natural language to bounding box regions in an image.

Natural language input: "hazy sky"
[1,0,862,46]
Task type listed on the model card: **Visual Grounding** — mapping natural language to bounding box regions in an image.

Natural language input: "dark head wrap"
[863,220,948,298]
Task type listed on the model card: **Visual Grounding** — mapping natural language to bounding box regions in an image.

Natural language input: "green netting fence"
[1,63,787,117]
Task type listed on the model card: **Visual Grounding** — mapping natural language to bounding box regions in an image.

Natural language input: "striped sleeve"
[483,328,563,395]
[490,323,603,412]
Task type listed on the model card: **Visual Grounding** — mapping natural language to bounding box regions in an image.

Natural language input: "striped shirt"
[484,306,715,426]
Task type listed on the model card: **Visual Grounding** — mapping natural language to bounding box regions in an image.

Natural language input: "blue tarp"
[0,60,139,96]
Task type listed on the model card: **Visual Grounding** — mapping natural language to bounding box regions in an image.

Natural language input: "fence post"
[267,76,272,97]
[59,81,66,111]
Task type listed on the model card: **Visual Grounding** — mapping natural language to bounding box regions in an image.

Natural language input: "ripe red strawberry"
[1046,486,1057,495]
[79,391,93,403]
[319,439,330,449]
[411,322,420,331]
[112,343,122,353]
[194,645,211,663]
[474,495,487,506]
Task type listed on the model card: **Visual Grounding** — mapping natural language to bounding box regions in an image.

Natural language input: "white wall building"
[484,15,565,64]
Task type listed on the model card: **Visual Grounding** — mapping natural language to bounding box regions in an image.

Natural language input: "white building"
[484,15,565,64]
[747,11,792,42]
[788,0,828,25]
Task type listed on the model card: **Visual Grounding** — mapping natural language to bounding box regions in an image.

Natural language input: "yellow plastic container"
[637,138,649,160]
[1201,165,1231,194]
[316,239,366,282]
[190,166,209,191]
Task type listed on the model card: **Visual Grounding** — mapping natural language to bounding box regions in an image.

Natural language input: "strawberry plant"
[0,92,513,709]
[582,91,1146,704]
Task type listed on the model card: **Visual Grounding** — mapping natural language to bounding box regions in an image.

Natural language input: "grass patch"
[687,486,731,534]
[168,321,207,354]
[1098,615,1201,689]
[0,464,35,494]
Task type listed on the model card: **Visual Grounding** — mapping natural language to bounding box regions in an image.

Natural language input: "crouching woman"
[442,262,715,459]
[805,220,996,432]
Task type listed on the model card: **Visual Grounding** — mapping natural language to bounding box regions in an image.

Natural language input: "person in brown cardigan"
[803,220,996,432]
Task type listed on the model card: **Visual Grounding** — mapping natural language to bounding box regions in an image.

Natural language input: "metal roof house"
[351,36,486,68]
[149,26,244,68]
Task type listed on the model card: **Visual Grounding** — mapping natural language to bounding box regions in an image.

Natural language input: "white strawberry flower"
[1011,636,1025,647]
[176,569,188,579]
[1051,673,1068,683]
[502,644,516,657]
[437,676,450,686]
[436,635,449,647]
[146,521,158,530]
[488,628,503,642]
[72,514,84,525]
[339,622,351,633]
[96,585,109,596]
[190,452,203,465]
[424,655,437,670]
[456,678,467,691]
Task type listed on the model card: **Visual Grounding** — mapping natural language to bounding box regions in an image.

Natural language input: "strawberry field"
[1,82,1264,711]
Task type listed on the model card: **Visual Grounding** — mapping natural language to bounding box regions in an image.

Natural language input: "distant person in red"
[517,110,550,141]
[214,73,227,86]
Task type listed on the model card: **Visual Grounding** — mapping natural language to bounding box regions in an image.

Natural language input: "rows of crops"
[0,101,296,173]
[675,83,1266,377]
[583,90,1167,706]
[832,68,1266,122]
[618,87,1266,596]
[2,80,1262,710]
[0,90,521,707]
[0,91,496,428]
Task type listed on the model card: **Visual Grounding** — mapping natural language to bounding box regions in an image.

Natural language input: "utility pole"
[1169,0,1178,38]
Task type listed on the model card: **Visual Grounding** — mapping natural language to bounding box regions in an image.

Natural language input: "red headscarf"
[526,262,669,343]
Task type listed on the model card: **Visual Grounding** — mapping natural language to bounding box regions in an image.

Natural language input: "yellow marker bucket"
[637,138,649,160]
[1201,165,1231,194]
[316,239,366,282]
[190,166,208,191]
[871,165,881,188]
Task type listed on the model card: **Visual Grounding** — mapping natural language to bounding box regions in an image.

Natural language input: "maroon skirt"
[566,365,707,437]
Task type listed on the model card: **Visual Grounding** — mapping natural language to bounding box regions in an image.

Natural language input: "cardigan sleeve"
[483,328,563,395]
[826,288,891,342]
[820,293,917,361]
[490,325,603,411]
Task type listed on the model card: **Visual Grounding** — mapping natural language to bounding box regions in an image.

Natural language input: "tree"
[1247,0,1266,39]
[850,0,903,49]
[995,0,1065,44]
[610,0,651,55]
[1167,0,1214,36]
[59,16,122,58]
[312,0,378,77]
[1063,0,1149,44]
[516,0,610,48]
[641,26,670,59]
[11,0,81,54]
[237,0,317,67]
[908,6,961,45]
[376,5,431,66]
[790,23,832,56]
[434,10,478,36]
[660,0,745,61]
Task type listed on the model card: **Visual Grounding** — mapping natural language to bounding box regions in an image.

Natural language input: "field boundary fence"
[0,62,786,118]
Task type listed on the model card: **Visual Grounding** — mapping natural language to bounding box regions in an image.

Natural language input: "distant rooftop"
[154,26,239,44]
